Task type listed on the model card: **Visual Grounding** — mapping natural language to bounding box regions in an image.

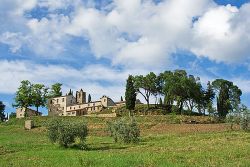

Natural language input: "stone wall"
[84,113,117,118]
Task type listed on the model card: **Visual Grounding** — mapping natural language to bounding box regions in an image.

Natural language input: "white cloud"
[0,0,37,17]
[1,0,250,68]
[0,32,27,53]
[26,15,71,57]
[191,4,250,63]
[0,60,155,101]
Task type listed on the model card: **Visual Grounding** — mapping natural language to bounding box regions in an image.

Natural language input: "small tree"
[125,75,136,116]
[13,80,33,115]
[107,118,140,144]
[31,84,48,112]
[88,94,91,103]
[47,119,88,149]
[133,72,158,110]
[0,101,5,122]
[240,106,250,131]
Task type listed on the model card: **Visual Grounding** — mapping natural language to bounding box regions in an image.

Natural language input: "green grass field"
[0,116,250,167]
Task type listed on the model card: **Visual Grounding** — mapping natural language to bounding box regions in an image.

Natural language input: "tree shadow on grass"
[87,145,127,151]
[69,142,128,151]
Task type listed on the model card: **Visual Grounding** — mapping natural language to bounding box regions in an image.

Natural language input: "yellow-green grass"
[0,116,250,167]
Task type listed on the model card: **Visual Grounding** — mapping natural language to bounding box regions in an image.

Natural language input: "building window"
[70,107,71,109]
[79,106,81,108]
[57,99,59,103]
[104,99,106,102]
[50,100,53,104]
[62,98,64,102]
[72,112,75,114]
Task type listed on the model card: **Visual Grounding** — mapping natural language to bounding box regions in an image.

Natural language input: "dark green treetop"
[125,75,136,111]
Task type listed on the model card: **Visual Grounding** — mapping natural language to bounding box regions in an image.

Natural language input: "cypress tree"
[125,75,136,116]
[68,89,72,95]
[217,85,230,119]
[121,96,123,101]
[0,101,5,122]
[205,81,215,115]
[88,94,91,103]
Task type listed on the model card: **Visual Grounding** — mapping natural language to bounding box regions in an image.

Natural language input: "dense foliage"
[13,81,63,114]
[212,79,242,119]
[134,72,158,109]
[13,80,33,112]
[125,75,136,115]
[47,118,88,149]
[107,118,140,144]
[0,101,6,122]
[48,83,63,98]
[31,84,48,112]
[132,70,244,119]
[240,107,250,131]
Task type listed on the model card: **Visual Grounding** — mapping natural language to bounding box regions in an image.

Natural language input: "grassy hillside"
[0,116,249,167]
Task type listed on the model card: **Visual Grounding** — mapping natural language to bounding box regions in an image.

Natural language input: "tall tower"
[76,89,86,104]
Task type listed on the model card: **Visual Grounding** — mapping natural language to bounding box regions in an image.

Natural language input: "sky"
[0,0,250,115]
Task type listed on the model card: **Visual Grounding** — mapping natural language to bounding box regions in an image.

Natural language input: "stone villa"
[16,108,42,118]
[48,89,124,116]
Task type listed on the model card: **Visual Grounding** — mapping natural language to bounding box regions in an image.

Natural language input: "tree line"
[13,81,63,112]
[13,80,95,115]
[125,70,243,119]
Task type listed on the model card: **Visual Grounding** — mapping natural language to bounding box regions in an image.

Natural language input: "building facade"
[16,108,42,118]
[48,89,117,116]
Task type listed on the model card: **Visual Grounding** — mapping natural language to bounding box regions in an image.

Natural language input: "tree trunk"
[154,96,158,108]
[24,107,27,117]
[146,99,150,110]
[179,101,183,115]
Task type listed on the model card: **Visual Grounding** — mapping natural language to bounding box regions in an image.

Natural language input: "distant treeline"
[126,69,243,119]
[13,81,63,112]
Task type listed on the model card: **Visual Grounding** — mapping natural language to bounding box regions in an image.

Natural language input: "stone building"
[16,108,42,118]
[48,89,117,116]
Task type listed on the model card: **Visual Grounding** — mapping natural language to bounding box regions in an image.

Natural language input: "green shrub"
[107,118,140,144]
[226,113,241,130]
[47,118,88,149]
[240,113,250,132]
[169,112,181,124]
[9,112,16,119]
